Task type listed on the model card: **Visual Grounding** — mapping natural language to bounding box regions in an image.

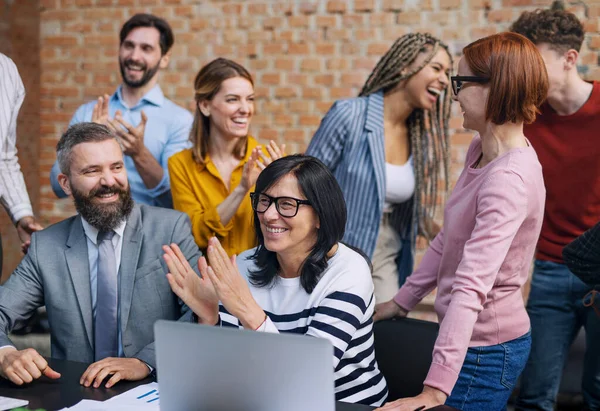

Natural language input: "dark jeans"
[446,331,531,411]
[515,260,600,411]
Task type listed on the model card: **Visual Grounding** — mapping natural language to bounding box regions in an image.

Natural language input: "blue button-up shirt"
[51,84,193,208]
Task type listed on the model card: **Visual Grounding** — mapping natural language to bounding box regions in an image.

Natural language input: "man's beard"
[72,183,134,232]
[119,57,160,88]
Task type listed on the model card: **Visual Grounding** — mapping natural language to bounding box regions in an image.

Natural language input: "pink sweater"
[394,135,545,396]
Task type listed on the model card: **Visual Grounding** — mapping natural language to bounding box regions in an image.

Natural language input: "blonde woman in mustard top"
[169,58,284,256]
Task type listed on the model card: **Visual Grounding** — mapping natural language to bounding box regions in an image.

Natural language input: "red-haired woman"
[374,32,549,411]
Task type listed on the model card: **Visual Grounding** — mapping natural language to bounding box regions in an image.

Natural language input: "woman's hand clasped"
[163,243,219,325]
[373,299,409,322]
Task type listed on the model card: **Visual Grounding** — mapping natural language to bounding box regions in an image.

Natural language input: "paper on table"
[56,383,160,410]
[57,382,160,410]
[0,396,28,411]
[105,382,160,409]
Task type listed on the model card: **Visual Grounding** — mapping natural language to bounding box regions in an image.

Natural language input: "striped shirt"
[219,243,388,406]
[0,53,34,223]
[306,92,415,282]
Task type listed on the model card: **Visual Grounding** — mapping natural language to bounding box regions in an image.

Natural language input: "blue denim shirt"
[51,85,193,208]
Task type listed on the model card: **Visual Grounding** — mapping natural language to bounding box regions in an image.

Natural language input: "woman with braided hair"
[306,33,452,304]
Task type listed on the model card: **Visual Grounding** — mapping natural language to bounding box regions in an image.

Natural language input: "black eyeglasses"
[250,193,311,218]
[451,76,489,95]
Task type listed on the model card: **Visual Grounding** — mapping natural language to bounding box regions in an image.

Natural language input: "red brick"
[301,58,322,71]
[222,4,242,14]
[354,0,375,12]
[327,1,347,13]
[486,9,514,23]
[288,43,310,55]
[382,0,402,11]
[263,17,283,30]
[299,2,318,14]
[367,42,390,56]
[274,87,298,98]
[284,130,306,143]
[341,73,366,87]
[439,0,461,9]
[330,87,354,98]
[248,3,268,14]
[355,29,378,41]
[590,36,600,50]
[289,15,311,28]
[40,0,59,8]
[299,115,322,126]
[44,35,79,46]
[274,115,294,126]
[261,102,286,114]
[326,29,351,41]
[261,73,281,85]
[342,14,365,26]
[315,42,336,55]
[303,87,324,99]
[263,43,285,55]
[326,58,349,70]
[397,11,422,24]
[275,59,295,70]
[314,74,335,85]
[369,13,395,26]
[470,26,497,39]
[316,15,338,27]
[287,73,309,86]
[289,100,313,113]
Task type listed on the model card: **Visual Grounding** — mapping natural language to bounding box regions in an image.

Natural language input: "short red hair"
[463,32,548,125]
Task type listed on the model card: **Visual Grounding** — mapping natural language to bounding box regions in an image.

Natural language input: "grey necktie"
[94,230,118,361]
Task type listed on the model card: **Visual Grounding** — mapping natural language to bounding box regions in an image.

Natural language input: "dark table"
[0,358,374,411]
[0,358,457,411]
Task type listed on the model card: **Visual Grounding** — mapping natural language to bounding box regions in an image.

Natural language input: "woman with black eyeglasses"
[374,33,548,411]
[162,154,388,407]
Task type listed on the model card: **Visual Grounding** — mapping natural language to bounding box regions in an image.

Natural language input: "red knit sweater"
[525,81,600,263]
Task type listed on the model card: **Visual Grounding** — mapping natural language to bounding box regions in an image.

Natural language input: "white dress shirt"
[0,53,34,223]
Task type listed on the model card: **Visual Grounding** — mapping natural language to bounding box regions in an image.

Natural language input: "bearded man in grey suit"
[0,122,200,388]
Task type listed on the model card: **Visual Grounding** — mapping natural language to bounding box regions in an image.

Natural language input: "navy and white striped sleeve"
[306,100,354,172]
[257,268,373,370]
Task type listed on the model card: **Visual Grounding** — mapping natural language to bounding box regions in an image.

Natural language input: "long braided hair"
[360,33,452,242]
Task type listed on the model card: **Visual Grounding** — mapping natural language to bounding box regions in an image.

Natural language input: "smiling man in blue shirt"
[50,13,192,208]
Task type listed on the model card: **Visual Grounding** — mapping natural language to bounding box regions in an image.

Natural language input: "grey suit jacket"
[0,203,200,368]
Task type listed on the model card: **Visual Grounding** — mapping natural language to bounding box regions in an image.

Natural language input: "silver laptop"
[155,320,335,411]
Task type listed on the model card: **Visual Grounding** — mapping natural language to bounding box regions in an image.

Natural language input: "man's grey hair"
[56,122,117,175]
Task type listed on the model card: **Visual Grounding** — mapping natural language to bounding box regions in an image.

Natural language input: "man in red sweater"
[511,4,600,411]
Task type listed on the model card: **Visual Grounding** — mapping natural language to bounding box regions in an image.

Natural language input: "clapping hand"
[109,110,148,158]
[204,237,266,330]
[91,94,112,127]
[91,95,148,158]
[163,244,219,325]
[240,140,286,191]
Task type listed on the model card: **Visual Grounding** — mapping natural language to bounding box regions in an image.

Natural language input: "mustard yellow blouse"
[168,137,258,256]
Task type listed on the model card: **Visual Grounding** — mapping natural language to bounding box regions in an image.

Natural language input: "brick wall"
[0,0,40,281]
[36,0,600,225]
[4,0,600,285]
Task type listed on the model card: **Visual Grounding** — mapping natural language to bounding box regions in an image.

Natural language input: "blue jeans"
[446,331,531,411]
[515,260,600,411]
